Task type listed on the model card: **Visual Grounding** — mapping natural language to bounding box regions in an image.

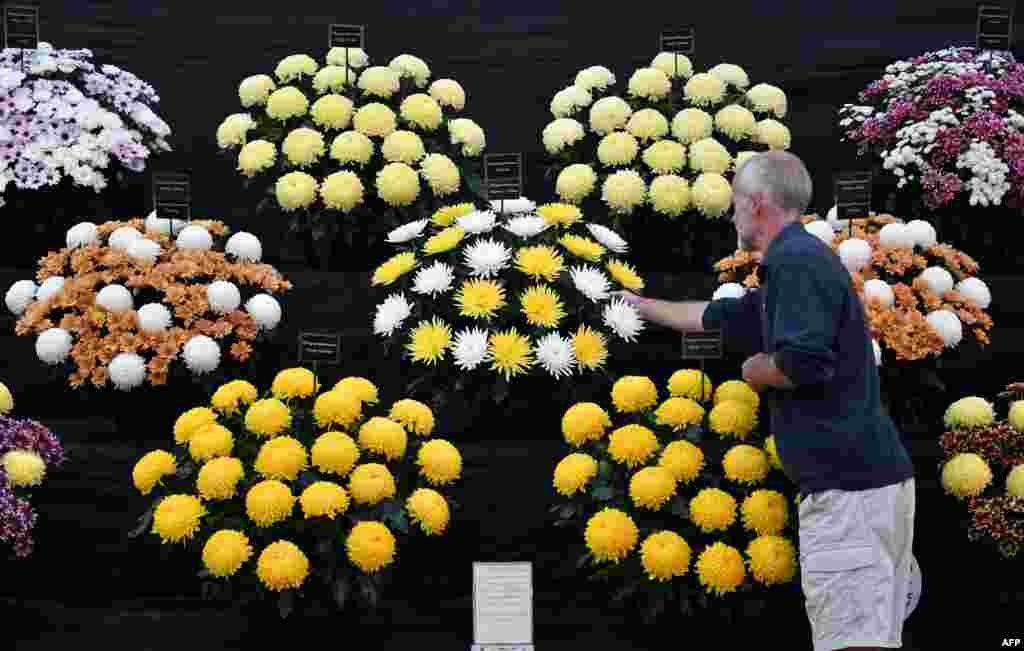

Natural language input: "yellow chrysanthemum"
[537,203,584,227]
[746,83,788,118]
[281,127,325,167]
[310,94,354,130]
[266,86,309,121]
[455,279,507,319]
[313,390,363,429]
[708,400,758,439]
[640,531,691,582]
[714,380,760,410]
[431,202,475,227]
[764,435,782,470]
[423,225,465,255]
[275,54,318,82]
[388,399,435,436]
[519,285,566,328]
[406,488,450,535]
[236,139,276,177]
[714,104,757,140]
[658,440,705,484]
[311,431,361,476]
[313,65,355,96]
[196,456,245,501]
[741,489,789,536]
[642,140,686,174]
[371,251,417,286]
[299,481,350,519]
[628,68,671,101]
[488,328,534,380]
[275,171,319,211]
[668,369,714,401]
[245,480,295,527]
[605,259,644,291]
[941,453,993,498]
[651,52,693,78]
[1007,465,1024,498]
[0,449,44,488]
[420,153,461,196]
[626,108,670,142]
[271,367,319,400]
[555,165,597,203]
[572,325,608,371]
[611,376,659,413]
[561,402,612,446]
[553,452,599,497]
[691,172,733,218]
[244,398,292,437]
[689,138,732,175]
[607,424,659,468]
[515,245,564,282]
[597,131,639,167]
[697,542,746,596]
[754,119,791,150]
[188,423,235,463]
[648,174,692,217]
[629,466,678,510]
[330,130,375,166]
[723,444,770,485]
[348,463,397,505]
[400,93,443,131]
[254,436,308,481]
[132,450,177,495]
[358,417,408,461]
[1009,401,1024,432]
[559,234,606,262]
[174,407,218,444]
[353,102,397,138]
[417,439,462,485]
[152,494,206,544]
[584,508,639,563]
[346,521,397,573]
[381,129,426,164]
[944,396,995,430]
[672,108,713,144]
[333,377,379,405]
[654,397,705,431]
[601,169,647,214]
[690,488,737,533]
[210,380,259,415]
[746,535,797,585]
[406,317,452,365]
[684,73,726,107]
[239,74,276,107]
[256,540,309,591]
[376,162,421,207]
[202,530,253,578]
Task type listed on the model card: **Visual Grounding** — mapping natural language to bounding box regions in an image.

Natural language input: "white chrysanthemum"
[176,225,213,252]
[542,118,586,154]
[451,327,491,371]
[95,285,133,313]
[589,96,633,135]
[5,280,36,315]
[144,211,187,236]
[570,265,611,302]
[108,352,146,390]
[127,239,161,265]
[651,52,693,78]
[879,222,914,249]
[920,267,955,297]
[491,197,536,214]
[35,276,64,303]
[373,293,413,337]
[956,277,991,309]
[837,238,872,273]
[183,335,221,375]
[602,298,645,342]
[927,310,963,348]
[746,83,788,118]
[628,67,671,100]
[225,232,263,262]
[66,222,98,249]
[245,294,282,330]
[327,47,369,69]
[906,220,937,248]
[462,238,512,279]
[35,328,72,365]
[503,216,550,239]
[864,279,895,308]
[389,54,431,87]
[708,63,750,89]
[873,339,882,366]
[137,303,172,334]
[671,108,714,144]
[585,223,628,254]
[535,332,577,379]
[457,210,497,235]
[429,78,466,110]
[207,281,242,314]
[387,219,429,243]
[804,221,834,244]
[411,261,455,297]
[550,85,593,118]
[713,283,746,300]
[109,226,143,252]
[575,66,616,92]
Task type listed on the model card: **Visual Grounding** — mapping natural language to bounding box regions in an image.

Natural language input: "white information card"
[472,562,533,650]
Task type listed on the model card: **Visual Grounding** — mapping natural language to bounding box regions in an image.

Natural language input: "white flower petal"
[584,223,629,254]
[374,293,413,337]
[456,210,498,235]
[534,332,576,379]
[502,215,550,239]
[462,238,512,278]
[569,265,611,302]
[183,335,221,375]
[602,298,645,342]
[387,219,430,243]
[452,327,491,370]
[411,261,455,296]
[108,352,146,390]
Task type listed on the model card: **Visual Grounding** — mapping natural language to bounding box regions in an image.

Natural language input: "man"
[614,151,917,651]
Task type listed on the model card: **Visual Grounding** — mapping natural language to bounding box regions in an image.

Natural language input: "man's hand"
[742,352,795,390]
[610,290,645,312]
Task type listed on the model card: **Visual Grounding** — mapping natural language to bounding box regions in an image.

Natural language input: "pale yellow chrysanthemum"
[420,153,461,196]
[382,130,426,164]
[642,140,686,174]
[281,127,325,167]
[651,52,693,78]
[320,171,365,212]
[628,67,671,100]
[275,171,319,211]
[944,396,995,430]
[691,173,733,217]
[353,102,398,138]
[266,86,309,121]
[626,108,670,142]
[556,164,598,203]
[671,108,713,144]
[1009,401,1024,432]
[601,170,647,215]
[237,140,276,177]
[689,138,732,174]
[401,93,444,131]
[239,74,276,107]
[313,65,355,94]
[1007,465,1024,498]
[330,130,375,166]
[649,175,692,217]
[597,131,639,166]
[754,119,791,150]
[377,162,421,207]
[714,104,757,140]
[746,83,788,118]
[941,453,993,499]
[684,73,726,107]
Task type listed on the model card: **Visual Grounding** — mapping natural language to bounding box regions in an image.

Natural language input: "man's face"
[732,192,757,251]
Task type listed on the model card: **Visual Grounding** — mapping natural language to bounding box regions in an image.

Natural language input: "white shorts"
[798,478,917,651]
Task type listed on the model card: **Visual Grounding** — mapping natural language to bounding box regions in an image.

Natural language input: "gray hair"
[733,151,813,217]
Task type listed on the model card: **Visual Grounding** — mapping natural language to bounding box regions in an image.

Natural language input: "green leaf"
[128,506,154,539]
[278,591,295,619]
[333,576,350,610]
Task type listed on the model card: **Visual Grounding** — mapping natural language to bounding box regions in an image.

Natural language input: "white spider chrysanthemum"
[584,223,628,254]
[713,283,746,300]
[183,335,221,375]
[136,303,173,334]
[411,261,455,296]
[502,215,550,239]
[920,267,955,297]
[569,265,611,302]
[837,238,872,273]
[373,293,413,336]
[225,232,263,261]
[462,238,512,278]
[127,239,161,264]
[176,225,214,251]
[245,294,282,330]
[451,327,491,371]
[207,280,242,314]
[144,210,187,236]
[95,285,134,313]
[108,352,147,390]
[926,310,963,348]
[387,219,430,243]
[955,277,991,309]
[35,328,72,365]
[35,276,65,303]
[65,222,99,249]
[5,280,36,315]
[108,226,144,252]
[457,210,498,235]
[534,332,577,379]
[602,298,645,342]
[491,197,536,214]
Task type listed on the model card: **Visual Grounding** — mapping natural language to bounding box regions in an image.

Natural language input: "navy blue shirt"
[703,221,914,495]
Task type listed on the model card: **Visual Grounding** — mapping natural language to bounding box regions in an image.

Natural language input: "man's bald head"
[733,151,813,219]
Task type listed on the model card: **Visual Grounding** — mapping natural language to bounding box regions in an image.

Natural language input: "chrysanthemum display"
[550,369,798,620]
[839,47,1024,210]
[939,384,1024,560]
[216,47,488,253]
[5,217,290,389]
[541,56,791,231]
[0,43,171,205]
[130,369,464,617]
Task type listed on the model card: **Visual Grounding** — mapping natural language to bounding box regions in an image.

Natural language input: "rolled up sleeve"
[702,289,763,358]
[768,264,838,387]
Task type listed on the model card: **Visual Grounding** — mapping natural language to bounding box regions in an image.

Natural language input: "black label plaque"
[977,4,1014,51]
[682,331,723,360]
[484,153,523,201]
[834,171,873,221]
[298,330,341,366]
[153,172,191,222]
[660,27,695,56]
[3,5,38,49]
[329,24,364,49]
